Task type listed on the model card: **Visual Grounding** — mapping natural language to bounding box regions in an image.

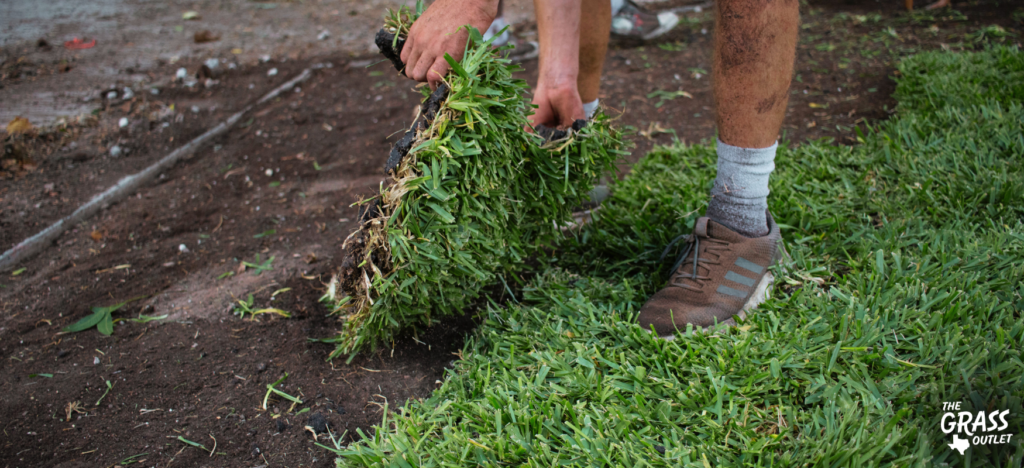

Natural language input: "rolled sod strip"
[0,69,314,272]
[319,7,623,360]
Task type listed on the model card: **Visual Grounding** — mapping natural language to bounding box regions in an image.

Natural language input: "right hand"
[400,0,497,90]
[529,83,585,129]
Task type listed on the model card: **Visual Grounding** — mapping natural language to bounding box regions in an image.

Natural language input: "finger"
[558,99,586,128]
[404,46,423,81]
[411,51,438,82]
[426,56,450,91]
[528,102,553,129]
[399,33,412,64]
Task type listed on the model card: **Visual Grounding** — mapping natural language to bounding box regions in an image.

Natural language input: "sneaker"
[611,0,680,40]
[638,210,782,337]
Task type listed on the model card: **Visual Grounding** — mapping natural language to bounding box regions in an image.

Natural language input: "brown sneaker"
[638,210,783,338]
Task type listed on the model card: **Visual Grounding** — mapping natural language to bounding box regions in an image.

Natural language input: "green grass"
[337,46,1023,467]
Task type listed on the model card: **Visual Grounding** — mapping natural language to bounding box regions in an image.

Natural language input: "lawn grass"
[336,45,1023,467]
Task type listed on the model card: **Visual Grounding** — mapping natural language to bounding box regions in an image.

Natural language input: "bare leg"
[578,0,611,103]
[712,0,799,149]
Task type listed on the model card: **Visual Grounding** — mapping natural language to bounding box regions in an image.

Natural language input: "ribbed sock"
[705,139,776,238]
[582,99,599,119]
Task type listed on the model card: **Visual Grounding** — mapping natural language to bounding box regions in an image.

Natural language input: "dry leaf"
[6,117,33,135]
[90,231,104,242]
[194,30,221,44]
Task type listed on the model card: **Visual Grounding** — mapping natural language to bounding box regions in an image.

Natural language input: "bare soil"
[1,1,1020,466]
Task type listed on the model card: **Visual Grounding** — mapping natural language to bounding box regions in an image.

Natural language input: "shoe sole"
[656,270,774,341]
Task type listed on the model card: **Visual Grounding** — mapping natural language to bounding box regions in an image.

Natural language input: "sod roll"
[320,7,623,360]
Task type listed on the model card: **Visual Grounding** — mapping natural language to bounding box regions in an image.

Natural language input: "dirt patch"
[1,0,1020,466]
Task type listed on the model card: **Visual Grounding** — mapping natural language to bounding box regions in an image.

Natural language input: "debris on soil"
[305,412,331,435]
[6,116,33,135]
[194,30,221,44]
[63,37,96,49]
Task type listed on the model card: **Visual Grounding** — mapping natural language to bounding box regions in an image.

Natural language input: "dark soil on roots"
[1,0,1019,466]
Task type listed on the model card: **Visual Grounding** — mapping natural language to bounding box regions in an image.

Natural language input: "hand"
[529,83,585,129]
[400,0,497,90]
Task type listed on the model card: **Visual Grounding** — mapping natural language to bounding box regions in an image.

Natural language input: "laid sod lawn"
[336,46,1023,467]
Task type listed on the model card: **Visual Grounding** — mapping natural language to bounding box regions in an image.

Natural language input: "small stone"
[150,88,160,95]
[122,87,134,100]
[179,243,189,253]
[118,117,128,128]
[175,68,188,80]
[106,90,118,100]
[256,363,267,373]
[191,106,200,114]
[267,68,278,77]
[204,58,220,70]
[109,145,122,157]
[260,55,271,63]
[317,30,330,40]
[93,356,100,365]
[265,168,273,176]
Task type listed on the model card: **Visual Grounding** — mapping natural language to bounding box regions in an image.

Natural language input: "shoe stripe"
[717,284,748,298]
[735,257,765,274]
[725,270,756,287]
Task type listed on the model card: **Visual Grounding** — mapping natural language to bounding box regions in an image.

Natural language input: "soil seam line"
[0,68,314,271]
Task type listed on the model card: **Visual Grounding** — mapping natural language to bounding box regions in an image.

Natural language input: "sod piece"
[336,46,1024,467]
[321,7,622,360]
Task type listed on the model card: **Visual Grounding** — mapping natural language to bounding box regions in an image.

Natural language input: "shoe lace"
[658,233,729,291]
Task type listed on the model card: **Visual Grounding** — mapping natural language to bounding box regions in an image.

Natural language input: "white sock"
[705,139,777,237]
[582,99,599,119]
[483,17,510,46]
[611,0,626,16]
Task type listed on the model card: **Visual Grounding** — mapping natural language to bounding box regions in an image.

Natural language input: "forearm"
[535,0,582,89]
